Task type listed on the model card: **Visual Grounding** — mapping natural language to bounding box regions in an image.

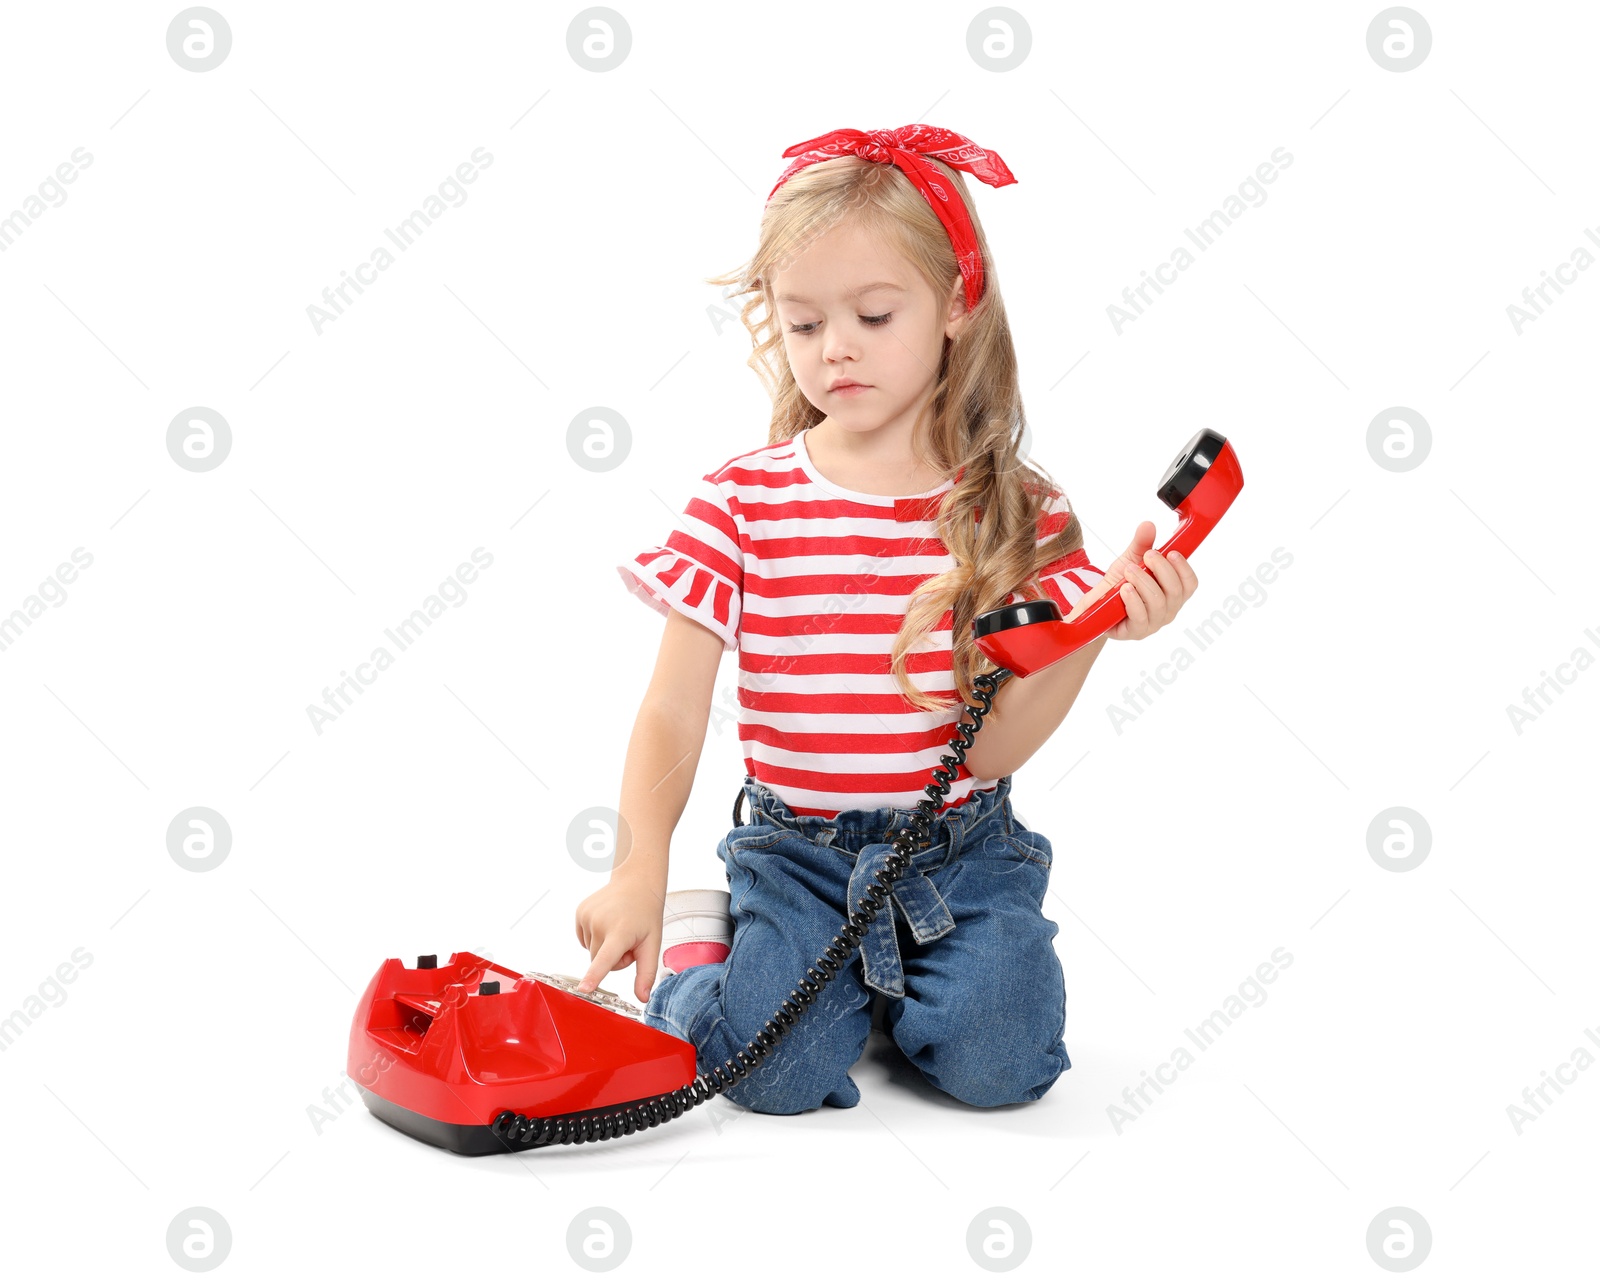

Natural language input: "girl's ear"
[943,276,971,341]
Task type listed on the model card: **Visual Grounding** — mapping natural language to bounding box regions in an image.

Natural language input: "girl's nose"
[822,328,860,362]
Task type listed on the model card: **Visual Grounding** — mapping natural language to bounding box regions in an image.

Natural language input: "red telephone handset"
[973,428,1244,678]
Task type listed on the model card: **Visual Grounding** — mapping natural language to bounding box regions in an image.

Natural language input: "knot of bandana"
[766,123,1017,312]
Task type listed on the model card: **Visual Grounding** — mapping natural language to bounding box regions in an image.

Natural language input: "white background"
[2,1,1595,1275]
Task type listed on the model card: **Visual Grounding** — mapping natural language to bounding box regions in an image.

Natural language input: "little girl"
[573,124,1197,1115]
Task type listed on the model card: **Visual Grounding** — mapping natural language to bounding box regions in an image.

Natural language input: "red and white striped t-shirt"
[617,427,1106,818]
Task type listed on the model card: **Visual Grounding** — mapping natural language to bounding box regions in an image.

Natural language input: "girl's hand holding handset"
[1064,519,1199,640]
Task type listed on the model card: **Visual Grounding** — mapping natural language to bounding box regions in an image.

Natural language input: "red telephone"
[349,429,1243,1154]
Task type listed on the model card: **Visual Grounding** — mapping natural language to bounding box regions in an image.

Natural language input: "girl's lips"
[830,384,871,395]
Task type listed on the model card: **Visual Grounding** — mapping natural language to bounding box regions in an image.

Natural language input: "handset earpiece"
[973,429,1244,677]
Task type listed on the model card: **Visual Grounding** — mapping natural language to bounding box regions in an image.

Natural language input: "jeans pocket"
[955,828,1053,909]
[1002,826,1053,872]
[715,829,787,972]
[720,828,790,865]
[717,827,791,906]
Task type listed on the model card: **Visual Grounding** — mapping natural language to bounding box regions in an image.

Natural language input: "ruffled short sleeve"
[616,473,743,651]
[1008,486,1107,614]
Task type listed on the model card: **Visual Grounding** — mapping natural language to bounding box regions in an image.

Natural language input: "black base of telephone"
[356,1084,650,1156]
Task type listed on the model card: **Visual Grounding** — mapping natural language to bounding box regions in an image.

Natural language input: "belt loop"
[959,798,978,856]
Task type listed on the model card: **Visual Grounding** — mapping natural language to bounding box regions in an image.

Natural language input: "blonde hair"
[708,153,1086,713]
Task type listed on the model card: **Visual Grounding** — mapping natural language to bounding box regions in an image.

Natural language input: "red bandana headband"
[765,124,1016,313]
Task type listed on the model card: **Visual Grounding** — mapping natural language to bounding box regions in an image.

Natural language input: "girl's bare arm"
[574,610,726,998]
[612,608,726,886]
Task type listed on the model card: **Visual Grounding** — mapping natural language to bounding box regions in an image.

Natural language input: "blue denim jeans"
[642,774,1070,1114]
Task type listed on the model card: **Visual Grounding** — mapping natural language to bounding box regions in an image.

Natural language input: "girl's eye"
[787,313,893,335]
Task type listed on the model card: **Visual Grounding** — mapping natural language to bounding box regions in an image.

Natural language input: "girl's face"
[771,216,967,445]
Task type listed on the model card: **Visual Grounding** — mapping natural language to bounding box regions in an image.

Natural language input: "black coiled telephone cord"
[490,666,1016,1150]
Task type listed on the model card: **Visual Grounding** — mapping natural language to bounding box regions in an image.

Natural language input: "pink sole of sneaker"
[662,940,730,974]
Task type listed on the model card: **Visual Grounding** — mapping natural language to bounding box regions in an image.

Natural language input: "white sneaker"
[660,888,733,976]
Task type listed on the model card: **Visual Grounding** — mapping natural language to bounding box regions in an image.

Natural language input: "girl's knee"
[892,978,1067,1098]
[927,1041,1070,1107]
[692,994,869,1115]
[717,1066,861,1115]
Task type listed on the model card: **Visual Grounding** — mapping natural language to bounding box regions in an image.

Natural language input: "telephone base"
[348,951,699,1155]
[355,1083,635,1156]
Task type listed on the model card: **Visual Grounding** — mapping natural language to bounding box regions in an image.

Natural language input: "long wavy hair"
[707,152,1087,713]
